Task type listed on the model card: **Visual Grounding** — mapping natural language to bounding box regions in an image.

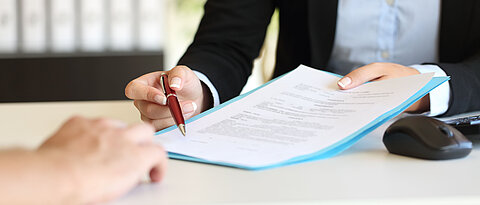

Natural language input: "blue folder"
[156,70,450,170]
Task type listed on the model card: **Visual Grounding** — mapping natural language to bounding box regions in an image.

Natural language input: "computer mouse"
[383,116,472,160]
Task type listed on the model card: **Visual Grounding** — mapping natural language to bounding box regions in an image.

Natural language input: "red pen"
[160,73,186,136]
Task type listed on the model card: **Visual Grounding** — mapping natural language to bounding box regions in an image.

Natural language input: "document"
[155,65,449,170]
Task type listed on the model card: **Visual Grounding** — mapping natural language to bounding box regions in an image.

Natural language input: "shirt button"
[381,51,390,59]
[385,0,395,6]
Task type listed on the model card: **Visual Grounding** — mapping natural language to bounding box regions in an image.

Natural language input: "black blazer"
[178,0,480,116]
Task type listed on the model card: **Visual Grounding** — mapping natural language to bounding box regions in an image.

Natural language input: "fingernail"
[170,77,181,88]
[182,102,197,114]
[154,95,166,105]
[338,77,351,88]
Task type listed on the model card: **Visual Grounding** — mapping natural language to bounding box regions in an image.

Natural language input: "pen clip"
[160,74,167,96]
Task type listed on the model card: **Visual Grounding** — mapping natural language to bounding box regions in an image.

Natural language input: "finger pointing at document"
[125,66,213,131]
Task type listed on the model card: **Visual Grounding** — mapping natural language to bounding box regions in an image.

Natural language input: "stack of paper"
[155,65,449,170]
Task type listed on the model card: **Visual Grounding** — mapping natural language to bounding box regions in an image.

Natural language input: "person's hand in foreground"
[125,65,212,131]
[0,116,167,204]
[337,62,430,113]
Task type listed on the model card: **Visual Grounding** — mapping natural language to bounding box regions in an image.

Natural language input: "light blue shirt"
[197,0,450,116]
[328,0,448,116]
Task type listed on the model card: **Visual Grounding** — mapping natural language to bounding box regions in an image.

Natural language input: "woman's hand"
[338,62,430,113]
[125,66,212,131]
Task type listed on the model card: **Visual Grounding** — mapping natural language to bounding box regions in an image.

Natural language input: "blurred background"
[0,0,278,103]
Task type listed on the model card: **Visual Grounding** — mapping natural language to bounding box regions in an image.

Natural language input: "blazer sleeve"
[177,0,276,103]
[435,51,480,116]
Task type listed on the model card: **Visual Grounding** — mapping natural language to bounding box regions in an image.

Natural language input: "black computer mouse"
[383,116,472,160]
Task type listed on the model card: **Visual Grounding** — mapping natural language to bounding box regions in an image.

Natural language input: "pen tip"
[179,124,186,136]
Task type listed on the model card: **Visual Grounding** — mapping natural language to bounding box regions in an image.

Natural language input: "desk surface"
[1,101,479,205]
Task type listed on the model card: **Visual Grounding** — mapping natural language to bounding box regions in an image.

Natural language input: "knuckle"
[67,115,85,124]
[146,90,155,102]
[172,65,189,76]
[69,115,83,121]
[93,118,112,126]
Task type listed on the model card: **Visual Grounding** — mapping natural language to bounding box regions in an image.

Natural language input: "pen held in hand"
[160,73,186,136]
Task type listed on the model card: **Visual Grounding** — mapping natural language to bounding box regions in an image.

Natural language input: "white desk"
[1,101,479,205]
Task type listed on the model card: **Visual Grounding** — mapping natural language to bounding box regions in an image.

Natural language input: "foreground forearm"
[0,149,79,204]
